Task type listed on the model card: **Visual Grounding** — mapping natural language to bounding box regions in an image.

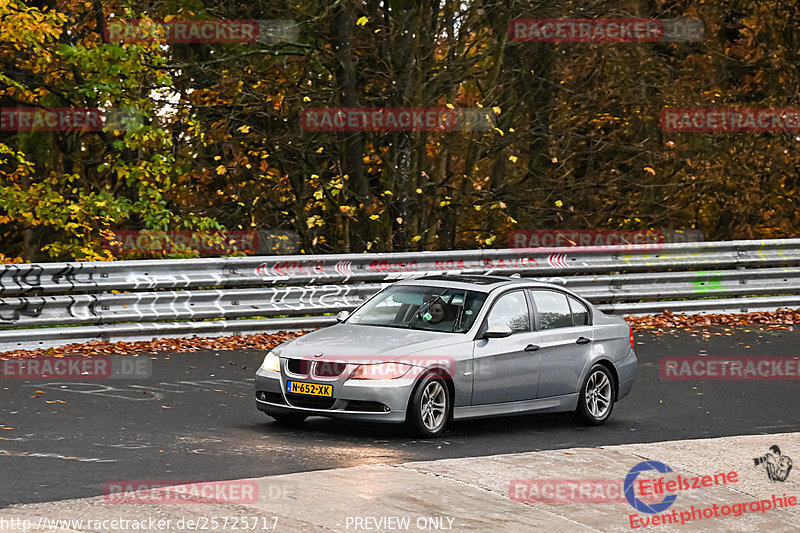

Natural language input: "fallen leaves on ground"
[0,330,309,359]
[625,308,800,331]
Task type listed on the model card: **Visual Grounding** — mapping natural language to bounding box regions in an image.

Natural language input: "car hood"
[276,323,463,363]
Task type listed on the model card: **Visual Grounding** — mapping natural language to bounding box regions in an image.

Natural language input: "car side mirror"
[336,310,350,323]
[483,324,513,339]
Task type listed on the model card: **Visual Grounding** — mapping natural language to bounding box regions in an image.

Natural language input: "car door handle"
[525,344,540,352]
[576,337,591,345]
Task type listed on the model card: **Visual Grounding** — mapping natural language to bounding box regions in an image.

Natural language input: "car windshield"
[347,285,487,333]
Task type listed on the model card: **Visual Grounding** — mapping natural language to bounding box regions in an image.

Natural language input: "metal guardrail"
[2,238,800,351]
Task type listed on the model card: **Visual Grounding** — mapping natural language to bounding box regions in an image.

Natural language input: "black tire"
[267,412,308,426]
[406,374,451,438]
[572,364,615,425]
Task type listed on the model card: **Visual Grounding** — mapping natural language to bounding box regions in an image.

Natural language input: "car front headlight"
[260,351,281,373]
[349,362,412,380]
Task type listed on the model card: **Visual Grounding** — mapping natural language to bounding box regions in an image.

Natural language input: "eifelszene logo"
[624,461,678,514]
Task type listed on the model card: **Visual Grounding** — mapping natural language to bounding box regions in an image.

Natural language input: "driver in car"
[423,301,454,331]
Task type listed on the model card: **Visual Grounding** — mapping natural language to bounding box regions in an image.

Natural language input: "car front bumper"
[255,365,415,424]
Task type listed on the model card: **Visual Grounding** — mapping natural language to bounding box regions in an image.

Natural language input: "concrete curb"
[1,432,798,532]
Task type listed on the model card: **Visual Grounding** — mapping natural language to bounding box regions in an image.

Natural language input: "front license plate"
[286,381,333,397]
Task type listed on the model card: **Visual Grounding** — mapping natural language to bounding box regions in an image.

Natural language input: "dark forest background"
[1,0,798,261]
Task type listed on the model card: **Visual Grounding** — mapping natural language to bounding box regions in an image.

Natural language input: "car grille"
[286,394,336,409]
[313,362,347,378]
[287,359,310,375]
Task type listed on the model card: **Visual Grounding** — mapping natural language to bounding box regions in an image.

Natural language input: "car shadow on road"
[250,411,605,443]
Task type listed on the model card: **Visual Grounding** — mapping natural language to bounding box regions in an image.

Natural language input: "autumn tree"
[3,0,800,261]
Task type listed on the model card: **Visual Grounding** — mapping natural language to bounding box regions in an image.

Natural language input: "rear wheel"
[406,374,450,438]
[572,364,615,425]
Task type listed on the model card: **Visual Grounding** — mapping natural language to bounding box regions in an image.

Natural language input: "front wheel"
[406,374,450,438]
[572,364,615,425]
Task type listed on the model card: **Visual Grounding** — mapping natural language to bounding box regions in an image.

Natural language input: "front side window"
[531,290,573,330]
[485,291,530,333]
[347,285,487,333]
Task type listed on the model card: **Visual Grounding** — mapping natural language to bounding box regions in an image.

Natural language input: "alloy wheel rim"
[420,381,446,431]
[585,371,611,418]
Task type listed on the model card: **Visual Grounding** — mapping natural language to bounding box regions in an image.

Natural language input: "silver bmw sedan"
[255,274,637,437]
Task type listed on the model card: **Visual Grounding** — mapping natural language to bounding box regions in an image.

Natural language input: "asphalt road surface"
[2,325,799,508]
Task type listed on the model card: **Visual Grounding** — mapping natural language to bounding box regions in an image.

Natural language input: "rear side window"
[568,296,590,325]
[531,290,573,330]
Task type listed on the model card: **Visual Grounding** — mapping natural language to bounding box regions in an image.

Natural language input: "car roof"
[394,274,569,293]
